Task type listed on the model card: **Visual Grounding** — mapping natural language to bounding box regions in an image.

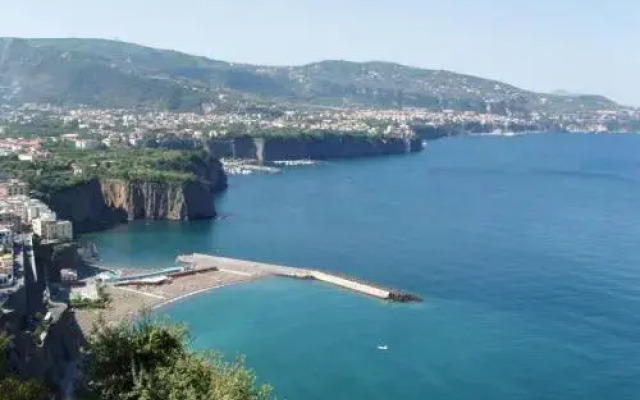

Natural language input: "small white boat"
[377,345,388,350]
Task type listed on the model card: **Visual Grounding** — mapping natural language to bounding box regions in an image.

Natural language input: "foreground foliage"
[0,332,50,400]
[0,375,50,400]
[79,316,274,400]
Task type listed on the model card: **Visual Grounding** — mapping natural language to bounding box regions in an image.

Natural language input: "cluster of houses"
[0,179,73,242]
[0,179,73,284]
[0,136,50,161]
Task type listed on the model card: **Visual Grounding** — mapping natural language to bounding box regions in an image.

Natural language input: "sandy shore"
[73,253,420,335]
[73,269,257,335]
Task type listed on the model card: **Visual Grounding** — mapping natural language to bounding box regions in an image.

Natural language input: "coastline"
[73,268,258,335]
[73,253,420,335]
[151,280,255,310]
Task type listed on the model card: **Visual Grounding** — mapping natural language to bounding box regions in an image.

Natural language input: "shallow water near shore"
[85,134,640,400]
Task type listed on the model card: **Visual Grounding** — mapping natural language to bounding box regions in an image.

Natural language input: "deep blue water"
[84,134,640,400]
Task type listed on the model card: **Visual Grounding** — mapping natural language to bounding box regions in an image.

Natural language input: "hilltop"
[0,37,620,114]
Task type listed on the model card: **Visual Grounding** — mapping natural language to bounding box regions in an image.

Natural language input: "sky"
[1,0,639,105]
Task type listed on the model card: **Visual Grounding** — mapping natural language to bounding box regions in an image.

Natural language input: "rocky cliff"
[101,179,218,221]
[47,156,227,234]
[1,243,84,396]
[1,305,85,396]
[208,135,422,161]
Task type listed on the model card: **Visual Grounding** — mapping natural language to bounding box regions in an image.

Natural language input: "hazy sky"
[1,0,639,104]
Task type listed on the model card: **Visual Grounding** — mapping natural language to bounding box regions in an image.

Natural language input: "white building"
[71,163,83,176]
[75,139,101,150]
[32,217,73,242]
[60,268,78,282]
[1,197,56,224]
[3,196,28,221]
[17,154,34,162]
[25,199,55,223]
[0,179,29,198]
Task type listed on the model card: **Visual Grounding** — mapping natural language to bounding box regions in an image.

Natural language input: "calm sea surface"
[84,134,640,400]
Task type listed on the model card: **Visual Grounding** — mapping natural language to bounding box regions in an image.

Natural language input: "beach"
[72,253,420,335]
[73,267,258,335]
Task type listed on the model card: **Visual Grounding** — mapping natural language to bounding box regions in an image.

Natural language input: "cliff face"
[47,179,127,234]
[101,180,216,221]
[2,244,84,395]
[47,156,227,234]
[2,307,85,395]
[208,136,422,161]
[258,136,421,161]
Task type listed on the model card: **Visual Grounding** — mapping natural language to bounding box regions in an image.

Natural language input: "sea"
[83,133,640,400]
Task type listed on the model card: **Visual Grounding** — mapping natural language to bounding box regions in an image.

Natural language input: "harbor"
[72,253,421,334]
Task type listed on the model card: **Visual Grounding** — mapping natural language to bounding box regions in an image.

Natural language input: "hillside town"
[1,103,640,160]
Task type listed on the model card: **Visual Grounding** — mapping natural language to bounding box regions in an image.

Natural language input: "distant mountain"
[552,90,587,97]
[0,37,621,114]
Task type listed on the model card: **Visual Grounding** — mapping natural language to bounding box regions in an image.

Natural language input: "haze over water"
[85,134,640,400]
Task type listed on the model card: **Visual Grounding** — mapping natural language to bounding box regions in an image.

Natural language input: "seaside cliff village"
[0,178,78,346]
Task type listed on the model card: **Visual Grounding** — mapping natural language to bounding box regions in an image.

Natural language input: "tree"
[0,376,50,400]
[130,353,273,400]
[78,315,275,400]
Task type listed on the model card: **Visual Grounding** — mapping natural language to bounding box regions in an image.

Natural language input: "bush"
[78,315,275,400]
[0,376,50,400]
[70,297,110,309]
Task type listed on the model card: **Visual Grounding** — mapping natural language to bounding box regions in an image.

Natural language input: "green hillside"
[0,37,620,113]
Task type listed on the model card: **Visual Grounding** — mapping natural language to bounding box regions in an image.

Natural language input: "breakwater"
[176,254,422,302]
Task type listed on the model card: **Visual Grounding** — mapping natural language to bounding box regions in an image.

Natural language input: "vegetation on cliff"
[78,316,274,400]
[0,333,50,400]
[0,147,216,200]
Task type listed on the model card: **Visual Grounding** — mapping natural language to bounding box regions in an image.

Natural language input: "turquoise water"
[85,134,640,400]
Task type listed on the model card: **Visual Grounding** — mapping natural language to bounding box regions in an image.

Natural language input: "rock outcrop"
[101,179,218,221]
[47,156,227,234]
[47,179,127,234]
[1,306,85,395]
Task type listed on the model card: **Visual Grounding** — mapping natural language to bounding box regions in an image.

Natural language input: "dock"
[176,254,422,303]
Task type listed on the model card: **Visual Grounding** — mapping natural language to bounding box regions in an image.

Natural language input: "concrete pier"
[177,254,421,302]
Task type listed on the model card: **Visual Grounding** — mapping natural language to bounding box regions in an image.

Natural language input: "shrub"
[78,316,275,400]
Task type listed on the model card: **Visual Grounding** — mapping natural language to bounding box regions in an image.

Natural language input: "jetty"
[176,253,422,303]
[71,253,421,335]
